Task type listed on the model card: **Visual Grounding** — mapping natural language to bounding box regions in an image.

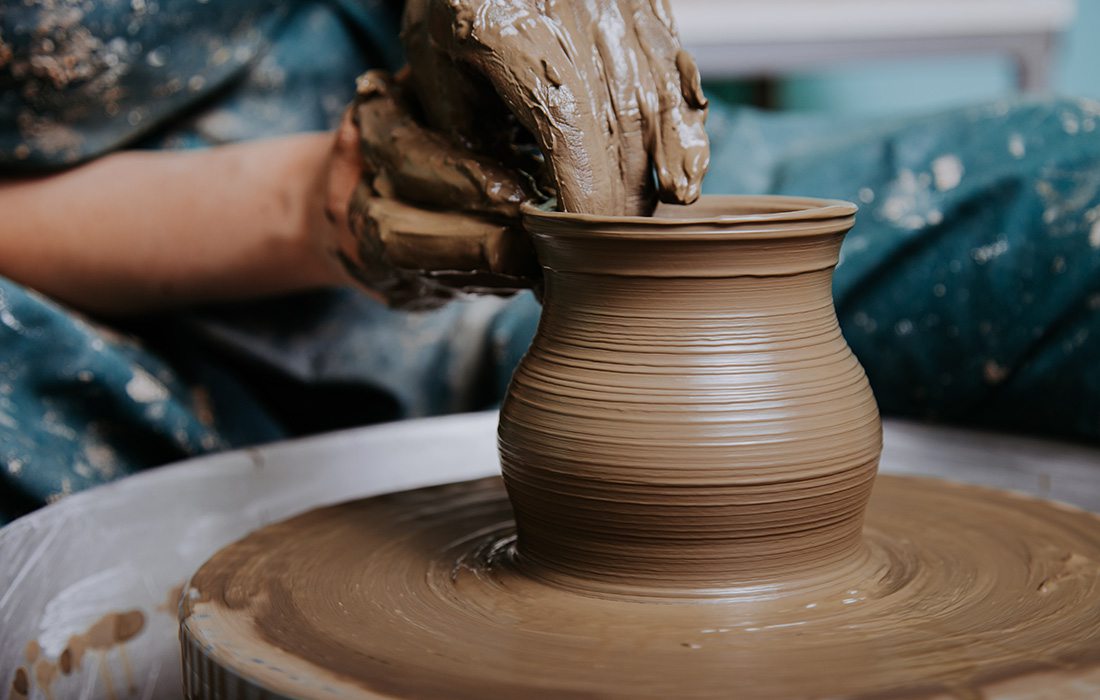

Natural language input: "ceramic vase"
[499,195,881,595]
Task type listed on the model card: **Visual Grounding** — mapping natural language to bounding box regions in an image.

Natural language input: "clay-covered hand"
[401,0,710,216]
[323,70,540,310]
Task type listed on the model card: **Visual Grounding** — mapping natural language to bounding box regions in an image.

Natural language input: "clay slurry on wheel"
[181,475,1100,699]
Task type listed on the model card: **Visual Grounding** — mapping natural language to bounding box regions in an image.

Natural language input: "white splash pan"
[2,411,1098,699]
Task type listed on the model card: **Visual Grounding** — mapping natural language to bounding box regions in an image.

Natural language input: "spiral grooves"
[500,196,880,593]
[182,476,1100,699]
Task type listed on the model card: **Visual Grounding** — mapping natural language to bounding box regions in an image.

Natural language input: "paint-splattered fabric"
[2,2,1099,520]
[0,1,402,168]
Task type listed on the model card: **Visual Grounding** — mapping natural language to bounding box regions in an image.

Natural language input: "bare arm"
[0,133,350,315]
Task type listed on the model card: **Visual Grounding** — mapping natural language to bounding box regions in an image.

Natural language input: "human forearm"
[0,133,343,315]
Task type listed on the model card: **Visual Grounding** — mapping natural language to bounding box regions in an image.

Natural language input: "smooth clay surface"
[499,196,877,596]
[181,475,1100,700]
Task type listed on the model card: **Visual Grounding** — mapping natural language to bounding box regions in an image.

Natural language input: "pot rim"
[522,194,857,239]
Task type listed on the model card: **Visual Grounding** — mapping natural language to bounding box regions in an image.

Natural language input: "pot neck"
[540,268,841,326]
[523,195,856,280]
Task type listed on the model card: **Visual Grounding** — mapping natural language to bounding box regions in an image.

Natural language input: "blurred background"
[672,0,1095,113]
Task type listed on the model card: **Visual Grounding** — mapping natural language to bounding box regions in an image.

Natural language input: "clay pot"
[499,195,881,596]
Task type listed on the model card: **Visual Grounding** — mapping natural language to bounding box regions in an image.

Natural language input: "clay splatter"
[16,610,145,700]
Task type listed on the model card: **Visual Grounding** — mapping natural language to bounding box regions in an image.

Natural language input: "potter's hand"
[402,0,710,216]
[325,71,539,310]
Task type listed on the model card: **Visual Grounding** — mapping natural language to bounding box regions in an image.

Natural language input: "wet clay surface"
[401,0,710,216]
[181,475,1100,700]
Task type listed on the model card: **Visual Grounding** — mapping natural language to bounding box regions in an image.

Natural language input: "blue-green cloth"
[0,1,402,167]
[2,1,1099,521]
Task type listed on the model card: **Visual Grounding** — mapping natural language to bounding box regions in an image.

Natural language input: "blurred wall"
[775,1,1100,114]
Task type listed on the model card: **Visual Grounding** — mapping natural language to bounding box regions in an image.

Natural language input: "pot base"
[180,475,1100,700]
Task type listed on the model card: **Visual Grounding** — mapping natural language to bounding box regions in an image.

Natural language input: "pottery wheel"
[180,474,1100,700]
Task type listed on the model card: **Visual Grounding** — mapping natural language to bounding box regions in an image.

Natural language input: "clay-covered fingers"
[342,185,538,308]
[552,0,655,215]
[353,70,531,219]
[627,0,709,205]
[464,13,622,215]
[408,0,632,215]
[363,197,537,281]
[400,0,708,214]
[340,183,449,310]
[556,0,708,208]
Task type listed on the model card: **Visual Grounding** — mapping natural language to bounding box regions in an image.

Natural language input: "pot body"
[499,195,881,595]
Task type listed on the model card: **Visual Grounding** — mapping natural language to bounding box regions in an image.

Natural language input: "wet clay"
[342,1,709,301]
[401,0,710,216]
[181,196,1100,699]
[181,476,1100,700]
